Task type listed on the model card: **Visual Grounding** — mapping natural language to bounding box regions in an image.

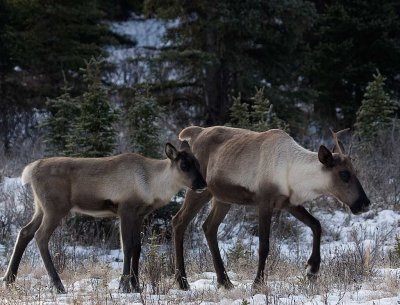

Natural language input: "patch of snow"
[106,17,180,86]
[190,278,218,291]
[0,177,27,213]
[1,177,24,193]
[109,18,176,49]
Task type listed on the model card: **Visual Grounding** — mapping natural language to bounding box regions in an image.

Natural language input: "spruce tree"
[228,87,289,132]
[0,0,124,153]
[145,0,316,125]
[305,0,400,125]
[42,78,79,156]
[124,88,162,158]
[251,87,289,132]
[9,0,115,87]
[355,70,398,143]
[66,58,117,157]
[228,93,251,129]
[61,58,118,246]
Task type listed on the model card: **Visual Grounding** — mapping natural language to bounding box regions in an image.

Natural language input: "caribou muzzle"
[349,195,370,215]
[349,179,371,215]
[191,177,207,193]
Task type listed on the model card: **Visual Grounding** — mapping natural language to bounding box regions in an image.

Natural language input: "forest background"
[1,0,400,159]
[1,1,400,303]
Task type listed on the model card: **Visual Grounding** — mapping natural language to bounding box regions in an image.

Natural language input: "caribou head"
[318,129,370,215]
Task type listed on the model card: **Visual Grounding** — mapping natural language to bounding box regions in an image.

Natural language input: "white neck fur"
[147,159,184,204]
[287,146,331,205]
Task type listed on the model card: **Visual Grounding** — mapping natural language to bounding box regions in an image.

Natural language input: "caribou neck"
[148,159,183,202]
[288,148,330,205]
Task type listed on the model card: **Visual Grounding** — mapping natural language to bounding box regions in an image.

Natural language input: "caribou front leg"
[286,205,321,278]
[252,205,273,290]
[202,199,232,289]
[172,190,212,290]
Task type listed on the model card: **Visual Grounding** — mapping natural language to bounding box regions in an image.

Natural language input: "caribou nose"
[192,180,207,193]
[350,197,371,215]
[362,198,371,212]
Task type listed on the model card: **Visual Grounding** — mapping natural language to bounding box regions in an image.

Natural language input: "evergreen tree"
[145,0,316,126]
[123,88,162,158]
[355,71,398,143]
[0,0,127,154]
[0,0,37,153]
[305,0,400,126]
[228,93,251,129]
[228,87,288,132]
[42,78,79,155]
[251,87,289,132]
[8,0,115,88]
[66,58,117,157]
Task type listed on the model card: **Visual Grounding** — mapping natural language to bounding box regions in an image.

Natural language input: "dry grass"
[1,231,399,305]
[2,194,399,304]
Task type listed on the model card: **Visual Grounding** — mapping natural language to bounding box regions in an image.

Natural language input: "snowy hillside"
[106,15,176,86]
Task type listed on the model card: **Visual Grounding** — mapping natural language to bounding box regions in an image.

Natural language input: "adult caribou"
[173,126,370,290]
[3,142,207,293]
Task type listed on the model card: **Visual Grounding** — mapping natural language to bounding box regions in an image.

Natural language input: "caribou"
[3,142,207,293]
[173,126,370,290]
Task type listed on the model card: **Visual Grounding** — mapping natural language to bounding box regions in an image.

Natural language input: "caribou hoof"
[131,283,142,293]
[306,272,318,282]
[53,282,66,294]
[251,279,267,293]
[119,276,133,293]
[217,279,234,290]
[3,273,16,285]
[176,275,190,290]
[306,264,319,281]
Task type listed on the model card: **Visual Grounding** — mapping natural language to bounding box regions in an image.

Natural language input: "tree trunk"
[203,31,230,126]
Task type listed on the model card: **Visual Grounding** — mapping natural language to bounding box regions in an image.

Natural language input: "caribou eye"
[339,170,351,183]
[180,162,190,172]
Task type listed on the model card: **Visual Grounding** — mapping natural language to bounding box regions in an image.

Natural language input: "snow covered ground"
[1,177,400,304]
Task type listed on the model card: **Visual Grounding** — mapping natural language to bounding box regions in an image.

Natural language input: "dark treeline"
[1,0,400,155]
[0,0,137,153]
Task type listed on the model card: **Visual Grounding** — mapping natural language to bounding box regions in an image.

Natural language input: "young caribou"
[173,126,370,290]
[3,142,207,293]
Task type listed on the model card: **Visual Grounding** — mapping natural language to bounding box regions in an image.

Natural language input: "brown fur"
[174,126,370,290]
[3,144,206,294]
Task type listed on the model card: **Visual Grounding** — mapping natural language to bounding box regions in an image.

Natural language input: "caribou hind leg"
[172,190,212,290]
[3,209,43,284]
[202,199,233,289]
[252,204,273,290]
[286,205,321,278]
[35,209,69,293]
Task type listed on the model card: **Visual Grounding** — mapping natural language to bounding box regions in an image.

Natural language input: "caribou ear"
[165,143,179,160]
[332,141,346,154]
[180,140,191,152]
[318,145,334,167]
